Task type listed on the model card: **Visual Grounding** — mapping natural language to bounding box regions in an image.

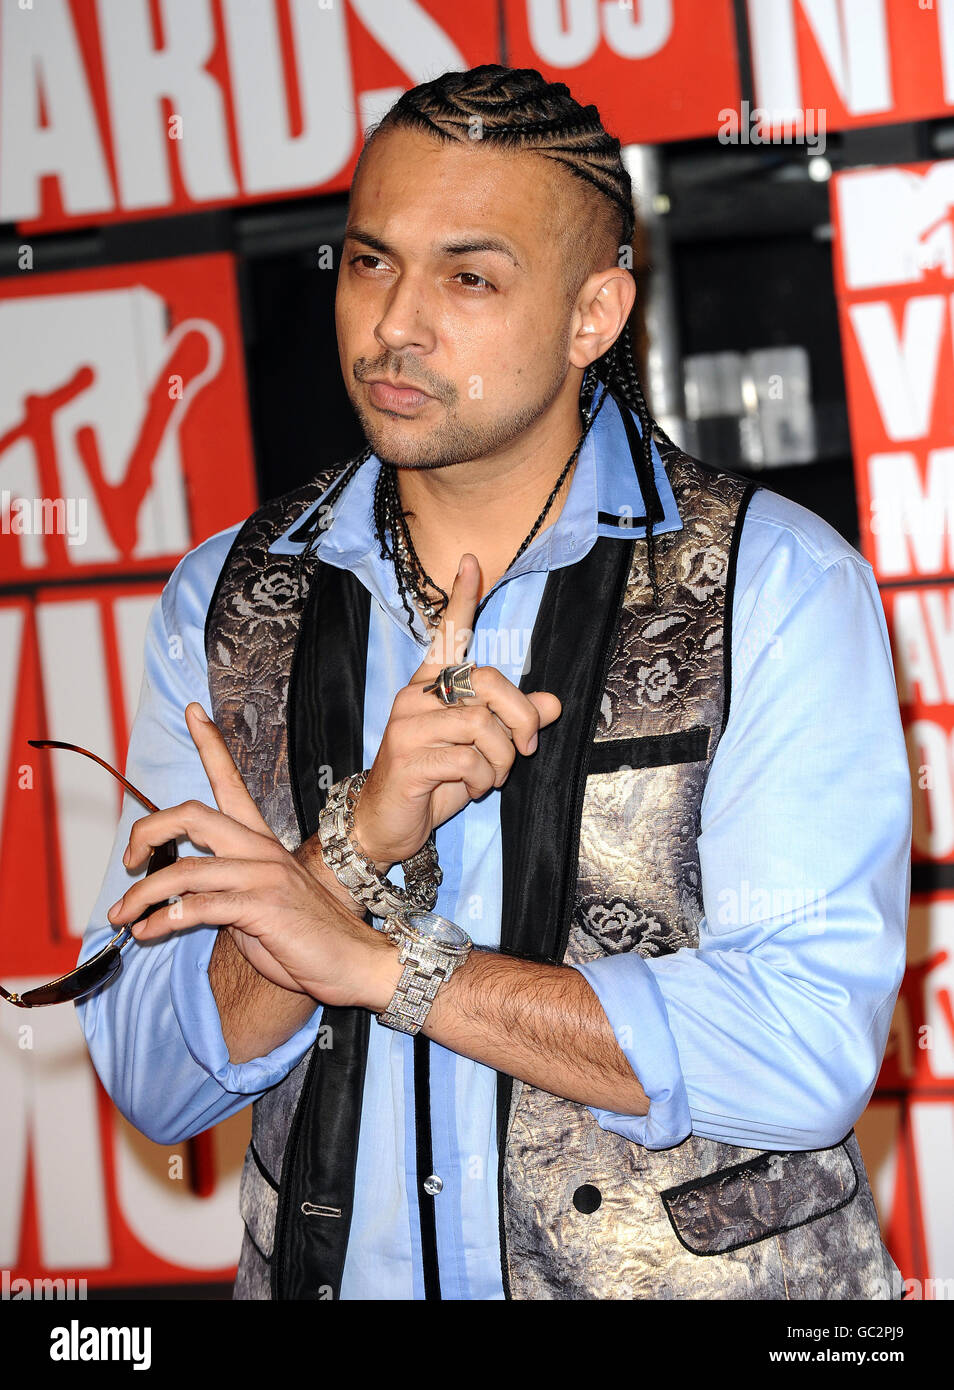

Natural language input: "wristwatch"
[376,911,473,1036]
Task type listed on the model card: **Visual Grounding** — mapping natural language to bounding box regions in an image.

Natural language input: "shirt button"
[423,1174,443,1196]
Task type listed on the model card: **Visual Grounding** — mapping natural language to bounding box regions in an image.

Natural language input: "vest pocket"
[589,725,710,773]
[239,1141,280,1264]
[660,1137,859,1256]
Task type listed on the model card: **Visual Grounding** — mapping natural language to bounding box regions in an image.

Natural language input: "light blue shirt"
[77,392,911,1300]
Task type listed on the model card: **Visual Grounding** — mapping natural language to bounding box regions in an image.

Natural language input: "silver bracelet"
[316,771,441,919]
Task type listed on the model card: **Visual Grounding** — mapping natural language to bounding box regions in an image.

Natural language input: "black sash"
[272,503,637,1300]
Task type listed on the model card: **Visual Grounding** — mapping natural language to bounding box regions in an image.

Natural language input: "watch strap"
[377,940,469,1036]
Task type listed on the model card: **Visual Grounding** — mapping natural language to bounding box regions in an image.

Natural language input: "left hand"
[105,703,395,1009]
[352,553,561,868]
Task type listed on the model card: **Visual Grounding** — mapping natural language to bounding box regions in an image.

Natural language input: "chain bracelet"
[316,771,441,919]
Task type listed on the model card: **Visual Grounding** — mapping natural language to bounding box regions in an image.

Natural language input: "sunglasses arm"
[1,742,170,1008]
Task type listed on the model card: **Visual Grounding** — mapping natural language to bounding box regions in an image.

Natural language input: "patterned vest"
[205,433,900,1301]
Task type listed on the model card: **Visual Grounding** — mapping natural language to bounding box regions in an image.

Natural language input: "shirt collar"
[269,390,684,640]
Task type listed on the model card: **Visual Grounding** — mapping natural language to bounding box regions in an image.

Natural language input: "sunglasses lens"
[16,941,125,1008]
[147,840,178,874]
[6,743,178,1008]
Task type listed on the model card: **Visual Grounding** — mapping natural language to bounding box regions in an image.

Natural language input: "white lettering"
[869,450,954,577]
[222,0,353,194]
[0,0,113,221]
[96,0,236,212]
[748,0,892,121]
[848,297,946,441]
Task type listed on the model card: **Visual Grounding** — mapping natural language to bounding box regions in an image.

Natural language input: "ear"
[569,269,637,371]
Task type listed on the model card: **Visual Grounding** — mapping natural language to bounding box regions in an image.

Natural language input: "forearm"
[208,930,317,1064]
[374,947,650,1114]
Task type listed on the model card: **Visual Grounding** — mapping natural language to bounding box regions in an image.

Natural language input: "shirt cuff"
[169,925,326,1095]
[571,954,692,1150]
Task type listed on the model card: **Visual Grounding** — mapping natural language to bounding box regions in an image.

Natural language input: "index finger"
[185,702,277,839]
[412,552,480,685]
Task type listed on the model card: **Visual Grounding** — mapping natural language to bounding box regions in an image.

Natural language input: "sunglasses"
[0,741,177,1009]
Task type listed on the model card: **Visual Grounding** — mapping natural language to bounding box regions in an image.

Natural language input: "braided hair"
[321,64,673,619]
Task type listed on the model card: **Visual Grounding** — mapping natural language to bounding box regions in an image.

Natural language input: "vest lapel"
[272,559,372,1301]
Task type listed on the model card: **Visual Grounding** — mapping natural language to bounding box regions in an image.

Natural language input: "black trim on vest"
[596,509,661,531]
[249,1140,279,1192]
[286,509,325,547]
[588,726,710,772]
[493,534,637,1298]
[721,483,759,737]
[612,392,667,529]
[413,1035,442,1300]
[660,1134,858,1257]
[271,561,372,1301]
[285,469,349,546]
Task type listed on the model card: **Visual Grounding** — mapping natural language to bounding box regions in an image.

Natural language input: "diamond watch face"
[405,912,471,950]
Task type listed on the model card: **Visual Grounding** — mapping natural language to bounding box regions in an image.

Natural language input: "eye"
[453,271,496,292]
[349,254,390,273]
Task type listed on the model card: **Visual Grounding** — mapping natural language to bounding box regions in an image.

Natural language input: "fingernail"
[122,845,130,867]
[528,732,538,754]
[108,898,123,920]
[457,555,466,578]
[191,703,211,722]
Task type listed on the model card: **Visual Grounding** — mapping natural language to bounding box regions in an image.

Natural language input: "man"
[80,65,911,1300]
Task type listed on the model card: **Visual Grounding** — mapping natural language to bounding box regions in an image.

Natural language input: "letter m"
[869,450,954,578]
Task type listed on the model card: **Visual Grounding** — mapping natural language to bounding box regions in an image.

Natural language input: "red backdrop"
[832,158,954,1291]
[0,252,257,1288]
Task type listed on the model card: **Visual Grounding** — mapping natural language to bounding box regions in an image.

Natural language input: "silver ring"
[423,661,478,706]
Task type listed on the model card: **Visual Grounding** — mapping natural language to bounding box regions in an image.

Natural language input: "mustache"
[353,357,455,403]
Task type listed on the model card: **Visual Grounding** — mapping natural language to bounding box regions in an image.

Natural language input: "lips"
[365,378,433,412]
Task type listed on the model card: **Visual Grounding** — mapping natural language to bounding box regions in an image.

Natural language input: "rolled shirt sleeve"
[570,491,912,1151]
[573,953,692,1148]
[76,527,326,1146]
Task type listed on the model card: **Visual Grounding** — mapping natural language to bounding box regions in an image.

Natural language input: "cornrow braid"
[352,63,678,620]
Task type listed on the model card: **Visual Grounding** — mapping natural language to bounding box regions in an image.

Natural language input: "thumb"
[185,702,277,839]
[526,691,562,729]
[412,552,481,684]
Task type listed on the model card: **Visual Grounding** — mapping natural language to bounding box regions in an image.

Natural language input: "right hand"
[350,552,562,869]
[116,704,373,1002]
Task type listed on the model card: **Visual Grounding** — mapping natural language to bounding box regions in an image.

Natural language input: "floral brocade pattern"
[596,449,740,741]
[569,448,746,967]
[205,465,342,851]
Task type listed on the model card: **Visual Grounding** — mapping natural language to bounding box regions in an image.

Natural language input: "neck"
[391,393,589,605]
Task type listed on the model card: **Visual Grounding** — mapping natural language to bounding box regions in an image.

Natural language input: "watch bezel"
[384,910,472,955]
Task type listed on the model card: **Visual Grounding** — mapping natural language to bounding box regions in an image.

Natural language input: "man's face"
[335,124,607,470]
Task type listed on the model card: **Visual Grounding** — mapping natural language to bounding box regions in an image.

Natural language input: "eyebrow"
[344,225,522,268]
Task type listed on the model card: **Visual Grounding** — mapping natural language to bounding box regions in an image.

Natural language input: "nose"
[374,270,436,356]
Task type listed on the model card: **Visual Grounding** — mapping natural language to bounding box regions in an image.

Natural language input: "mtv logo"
[835,161,954,291]
[0,285,223,573]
